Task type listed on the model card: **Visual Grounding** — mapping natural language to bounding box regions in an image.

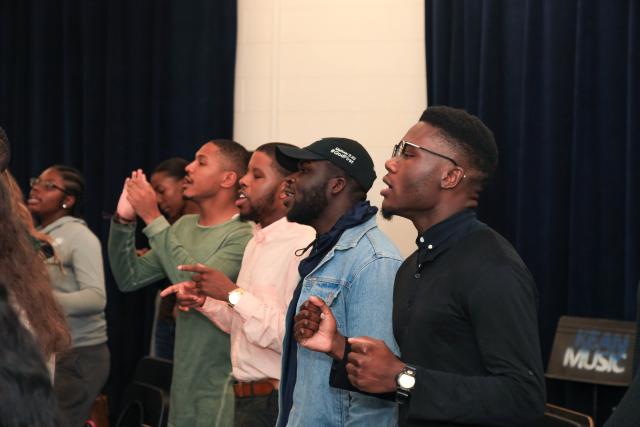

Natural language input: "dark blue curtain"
[426,0,639,423]
[0,0,237,417]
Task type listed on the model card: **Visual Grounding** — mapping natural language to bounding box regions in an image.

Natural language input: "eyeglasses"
[29,177,69,194]
[392,140,459,167]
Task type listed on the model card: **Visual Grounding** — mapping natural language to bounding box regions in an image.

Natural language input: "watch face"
[228,290,242,305]
[398,373,416,389]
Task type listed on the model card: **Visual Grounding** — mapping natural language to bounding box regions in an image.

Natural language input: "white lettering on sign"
[562,348,626,374]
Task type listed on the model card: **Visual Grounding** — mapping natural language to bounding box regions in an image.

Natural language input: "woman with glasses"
[28,165,110,427]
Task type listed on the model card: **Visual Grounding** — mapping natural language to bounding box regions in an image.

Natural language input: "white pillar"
[234,0,426,256]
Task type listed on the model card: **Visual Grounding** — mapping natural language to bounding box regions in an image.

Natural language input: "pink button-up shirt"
[198,217,315,382]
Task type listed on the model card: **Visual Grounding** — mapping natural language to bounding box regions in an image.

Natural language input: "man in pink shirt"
[161,143,315,427]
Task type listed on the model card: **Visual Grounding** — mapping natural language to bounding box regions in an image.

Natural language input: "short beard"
[380,209,394,220]
[239,191,276,224]
[238,199,258,223]
[287,181,328,225]
[238,211,253,222]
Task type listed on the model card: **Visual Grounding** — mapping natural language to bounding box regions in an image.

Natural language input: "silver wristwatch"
[395,365,416,404]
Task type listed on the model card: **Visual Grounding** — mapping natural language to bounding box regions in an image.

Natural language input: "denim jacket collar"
[333,214,377,250]
[305,215,378,276]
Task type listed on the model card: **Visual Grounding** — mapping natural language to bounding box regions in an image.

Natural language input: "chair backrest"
[540,412,582,427]
[545,404,594,427]
[114,400,143,427]
[133,357,173,395]
[115,382,166,427]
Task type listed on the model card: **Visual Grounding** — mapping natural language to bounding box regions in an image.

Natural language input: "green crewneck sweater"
[108,214,252,427]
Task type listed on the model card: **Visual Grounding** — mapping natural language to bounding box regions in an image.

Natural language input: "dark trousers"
[234,390,279,427]
[154,317,175,360]
[54,343,110,427]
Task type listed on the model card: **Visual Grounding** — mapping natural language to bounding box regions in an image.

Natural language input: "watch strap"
[395,364,416,404]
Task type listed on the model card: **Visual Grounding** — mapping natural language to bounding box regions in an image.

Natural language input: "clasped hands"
[294,296,405,393]
[115,169,161,225]
[160,263,238,311]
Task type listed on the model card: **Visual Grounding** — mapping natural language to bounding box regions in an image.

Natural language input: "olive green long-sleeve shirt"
[109,214,252,427]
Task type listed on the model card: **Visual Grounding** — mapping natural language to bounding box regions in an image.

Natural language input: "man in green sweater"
[108,139,253,427]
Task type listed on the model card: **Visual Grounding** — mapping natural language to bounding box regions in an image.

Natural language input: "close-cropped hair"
[256,143,297,177]
[420,106,498,180]
[50,164,86,218]
[153,157,189,179]
[210,139,251,182]
[0,283,59,427]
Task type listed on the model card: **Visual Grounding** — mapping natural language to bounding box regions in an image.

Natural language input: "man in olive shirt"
[109,139,253,427]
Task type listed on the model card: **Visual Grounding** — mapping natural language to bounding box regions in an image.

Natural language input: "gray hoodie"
[42,216,107,348]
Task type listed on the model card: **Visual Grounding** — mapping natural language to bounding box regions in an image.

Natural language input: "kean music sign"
[546,316,636,386]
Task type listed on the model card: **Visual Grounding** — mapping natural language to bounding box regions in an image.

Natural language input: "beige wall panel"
[235,0,426,257]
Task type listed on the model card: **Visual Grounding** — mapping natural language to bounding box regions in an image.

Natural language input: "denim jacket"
[280,215,403,426]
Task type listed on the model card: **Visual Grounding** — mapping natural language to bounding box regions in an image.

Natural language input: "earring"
[62,203,67,209]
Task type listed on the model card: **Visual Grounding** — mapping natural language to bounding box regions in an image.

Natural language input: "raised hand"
[160,281,205,312]
[116,179,136,221]
[126,169,161,224]
[346,336,405,393]
[178,263,237,301]
[294,296,346,360]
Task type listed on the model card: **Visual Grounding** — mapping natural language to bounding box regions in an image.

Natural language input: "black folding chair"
[115,382,165,427]
[133,356,173,394]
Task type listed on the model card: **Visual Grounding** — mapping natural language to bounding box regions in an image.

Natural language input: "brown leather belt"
[233,379,279,398]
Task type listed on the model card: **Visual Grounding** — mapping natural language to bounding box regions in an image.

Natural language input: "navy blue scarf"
[278,201,378,426]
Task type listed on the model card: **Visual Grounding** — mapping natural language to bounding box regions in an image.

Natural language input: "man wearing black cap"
[276,138,403,427]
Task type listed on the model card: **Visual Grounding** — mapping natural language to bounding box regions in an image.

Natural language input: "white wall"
[234,0,426,257]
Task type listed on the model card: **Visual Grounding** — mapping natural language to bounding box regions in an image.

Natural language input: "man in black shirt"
[293,106,546,426]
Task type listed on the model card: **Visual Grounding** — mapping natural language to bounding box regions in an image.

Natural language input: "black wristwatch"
[395,365,416,404]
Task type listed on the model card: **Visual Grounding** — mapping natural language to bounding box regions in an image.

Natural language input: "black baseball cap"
[275,137,376,192]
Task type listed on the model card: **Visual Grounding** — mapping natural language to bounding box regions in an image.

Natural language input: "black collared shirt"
[395,209,546,426]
